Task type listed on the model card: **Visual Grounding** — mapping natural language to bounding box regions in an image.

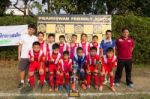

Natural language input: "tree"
[0,0,11,16]
[13,0,34,16]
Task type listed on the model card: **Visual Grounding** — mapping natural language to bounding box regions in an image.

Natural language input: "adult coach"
[18,24,37,89]
[115,27,135,88]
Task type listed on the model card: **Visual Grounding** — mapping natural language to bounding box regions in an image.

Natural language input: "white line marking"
[0,92,149,97]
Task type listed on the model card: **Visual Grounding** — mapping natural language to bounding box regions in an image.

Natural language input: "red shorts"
[49,64,58,73]
[29,61,43,72]
[89,65,95,72]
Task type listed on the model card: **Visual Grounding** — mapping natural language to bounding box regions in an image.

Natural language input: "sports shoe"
[110,86,116,92]
[17,83,24,89]
[115,83,120,87]
[128,83,134,88]
[58,85,63,91]
[65,85,70,92]
[99,86,103,91]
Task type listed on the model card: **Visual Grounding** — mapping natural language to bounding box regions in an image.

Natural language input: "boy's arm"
[18,44,22,61]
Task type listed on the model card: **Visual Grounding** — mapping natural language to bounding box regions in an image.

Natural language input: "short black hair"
[81,33,87,38]
[38,32,44,36]
[92,35,98,39]
[122,27,129,32]
[106,30,112,34]
[72,34,77,38]
[63,51,69,55]
[52,43,59,50]
[90,47,97,52]
[48,34,55,38]
[59,35,65,39]
[32,41,40,46]
[28,24,36,30]
[106,47,114,53]
[77,47,83,52]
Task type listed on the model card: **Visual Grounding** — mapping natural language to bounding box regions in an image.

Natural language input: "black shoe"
[38,84,43,90]
[17,83,24,89]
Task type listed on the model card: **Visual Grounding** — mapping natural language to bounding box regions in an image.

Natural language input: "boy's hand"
[18,56,21,61]
[80,68,84,72]
[50,58,54,62]
[31,57,34,62]
[57,71,60,75]
[94,69,98,73]
[39,68,44,75]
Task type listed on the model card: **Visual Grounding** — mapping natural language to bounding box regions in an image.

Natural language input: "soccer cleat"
[49,88,54,92]
[58,85,63,91]
[115,83,120,87]
[17,83,24,89]
[99,86,103,92]
[128,83,134,88]
[87,85,90,89]
[95,85,98,90]
[81,84,87,90]
[65,85,70,92]
[110,86,116,92]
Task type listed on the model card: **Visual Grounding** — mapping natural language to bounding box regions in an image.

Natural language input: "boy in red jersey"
[89,35,100,55]
[99,47,117,92]
[79,33,90,56]
[37,32,49,56]
[68,34,78,59]
[28,41,45,90]
[59,35,68,56]
[57,51,72,92]
[86,47,100,89]
[48,43,61,91]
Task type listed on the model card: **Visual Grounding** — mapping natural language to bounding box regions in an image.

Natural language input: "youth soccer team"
[19,25,118,92]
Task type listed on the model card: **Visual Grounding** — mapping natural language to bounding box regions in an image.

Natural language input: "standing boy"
[18,24,37,88]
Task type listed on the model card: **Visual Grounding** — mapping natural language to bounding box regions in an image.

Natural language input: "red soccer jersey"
[116,37,134,59]
[39,40,49,56]
[86,55,100,67]
[58,58,72,72]
[28,49,45,62]
[68,42,78,59]
[101,55,117,72]
[59,43,69,56]
[79,41,90,55]
[89,42,100,55]
[48,52,61,65]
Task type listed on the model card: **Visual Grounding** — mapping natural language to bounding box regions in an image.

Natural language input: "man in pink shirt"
[115,27,135,88]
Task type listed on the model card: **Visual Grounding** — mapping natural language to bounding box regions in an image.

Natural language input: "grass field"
[0,60,150,99]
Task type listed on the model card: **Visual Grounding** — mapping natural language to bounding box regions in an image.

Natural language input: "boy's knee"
[29,72,34,76]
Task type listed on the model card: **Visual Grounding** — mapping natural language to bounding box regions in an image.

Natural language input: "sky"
[10,0,47,15]
[9,0,66,15]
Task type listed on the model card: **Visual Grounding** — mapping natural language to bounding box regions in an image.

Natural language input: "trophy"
[68,62,80,97]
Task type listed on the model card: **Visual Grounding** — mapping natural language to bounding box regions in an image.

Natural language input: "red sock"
[99,76,104,86]
[94,75,99,86]
[86,74,91,86]
[29,75,35,87]
[110,76,114,87]
[49,74,54,88]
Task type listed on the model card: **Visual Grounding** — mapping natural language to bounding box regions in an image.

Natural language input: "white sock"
[21,80,24,83]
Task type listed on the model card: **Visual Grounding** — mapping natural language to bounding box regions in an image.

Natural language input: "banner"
[37,15,111,43]
[0,25,27,46]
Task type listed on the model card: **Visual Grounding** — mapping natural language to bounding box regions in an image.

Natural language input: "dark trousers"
[115,59,133,85]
